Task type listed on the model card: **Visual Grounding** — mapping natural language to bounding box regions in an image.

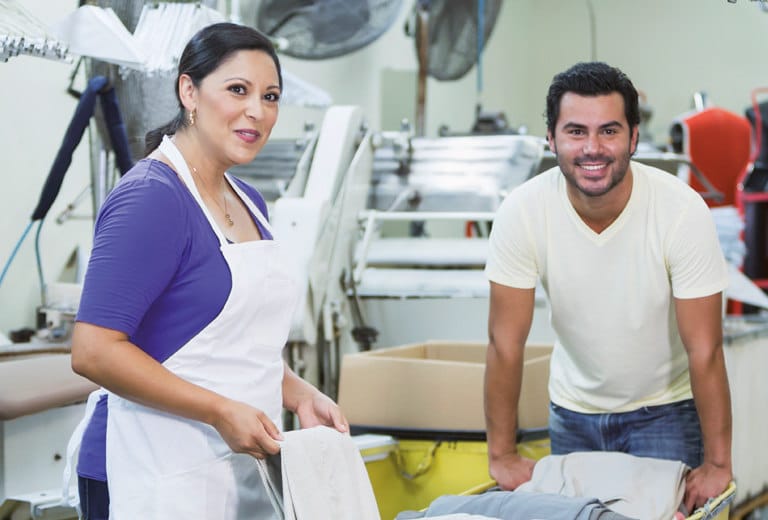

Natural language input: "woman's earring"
[188,109,196,126]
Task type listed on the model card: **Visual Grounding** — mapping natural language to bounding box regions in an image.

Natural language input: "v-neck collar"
[558,169,638,245]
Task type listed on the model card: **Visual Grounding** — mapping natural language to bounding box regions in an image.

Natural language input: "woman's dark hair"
[144,23,282,154]
[545,62,639,136]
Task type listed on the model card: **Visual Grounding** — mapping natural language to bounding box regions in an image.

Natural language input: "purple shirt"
[76,159,271,480]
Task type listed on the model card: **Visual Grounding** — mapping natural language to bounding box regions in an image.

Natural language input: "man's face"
[547,92,638,199]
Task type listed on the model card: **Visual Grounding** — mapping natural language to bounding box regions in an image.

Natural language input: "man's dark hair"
[545,62,640,136]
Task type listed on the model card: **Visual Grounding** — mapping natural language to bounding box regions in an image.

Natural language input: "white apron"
[105,136,298,518]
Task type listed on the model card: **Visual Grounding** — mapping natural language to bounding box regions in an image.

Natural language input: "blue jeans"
[78,477,109,520]
[548,399,703,468]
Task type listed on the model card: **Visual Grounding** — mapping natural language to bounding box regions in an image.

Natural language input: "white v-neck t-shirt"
[486,161,728,413]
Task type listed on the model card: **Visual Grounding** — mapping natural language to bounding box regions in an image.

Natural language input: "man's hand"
[684,461,732,513]
[489,452,536,490]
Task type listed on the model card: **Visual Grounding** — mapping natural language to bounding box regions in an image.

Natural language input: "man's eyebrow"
[560,120,623,130]
[561,122,586,130]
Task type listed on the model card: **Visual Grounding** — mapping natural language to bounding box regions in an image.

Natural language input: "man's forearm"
[689,347,732,471]
[484,341,525,460]
[675,294,732,472]
[485,283,536,462]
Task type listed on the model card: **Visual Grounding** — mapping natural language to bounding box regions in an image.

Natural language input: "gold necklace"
[191,167,234,227]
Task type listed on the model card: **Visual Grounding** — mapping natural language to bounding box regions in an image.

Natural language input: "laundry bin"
[355,435,735,520]
[355,435,550,520]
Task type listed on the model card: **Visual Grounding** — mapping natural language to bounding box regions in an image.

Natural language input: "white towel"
[280,426,381,520]
[516,451,688,519]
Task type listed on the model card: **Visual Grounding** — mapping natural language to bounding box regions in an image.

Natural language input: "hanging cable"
[476,0,485,97]
[0,221,34,289]
[585,0,597,61]
[0,76,132,300]
[34,219,46,305]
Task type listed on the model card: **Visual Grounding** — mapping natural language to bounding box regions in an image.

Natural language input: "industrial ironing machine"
[339,132,553,353]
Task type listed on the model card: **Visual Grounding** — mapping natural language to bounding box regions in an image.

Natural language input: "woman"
[70,22,348,519]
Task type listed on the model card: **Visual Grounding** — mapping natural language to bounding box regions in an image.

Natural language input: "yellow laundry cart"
[342,343,735,520]
[358,435,735,520]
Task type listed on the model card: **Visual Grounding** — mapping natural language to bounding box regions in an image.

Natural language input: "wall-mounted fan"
[255,0,502,135]
[256,0,404,59]
[409,0,502,134]
[411,0,501,81]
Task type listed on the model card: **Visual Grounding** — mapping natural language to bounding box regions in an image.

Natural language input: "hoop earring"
[188,109,196,127]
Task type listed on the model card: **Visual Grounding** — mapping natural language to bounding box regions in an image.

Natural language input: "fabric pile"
[396,492,633,520]
[396,451,689,520]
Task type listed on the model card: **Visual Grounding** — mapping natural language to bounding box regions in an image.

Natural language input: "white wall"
[0,1,91,336]
[275,0,768,143]
[1,0,768,334]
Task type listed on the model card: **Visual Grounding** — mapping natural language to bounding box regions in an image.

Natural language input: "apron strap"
[256,458,284,517]
[60,389,106,509]
[225,173,275,238]
[159,135,229,247]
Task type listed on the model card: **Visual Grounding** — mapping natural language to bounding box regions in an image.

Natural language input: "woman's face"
[189,49,281,169]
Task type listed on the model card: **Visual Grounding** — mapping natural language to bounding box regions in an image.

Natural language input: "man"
[484,62,732,513]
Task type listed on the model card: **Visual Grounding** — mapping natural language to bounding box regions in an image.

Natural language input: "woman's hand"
[294,390,349,434]
[211,398,283,458]
[282,362,349,434]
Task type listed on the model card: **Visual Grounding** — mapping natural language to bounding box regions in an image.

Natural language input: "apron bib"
[105,136,297,518]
